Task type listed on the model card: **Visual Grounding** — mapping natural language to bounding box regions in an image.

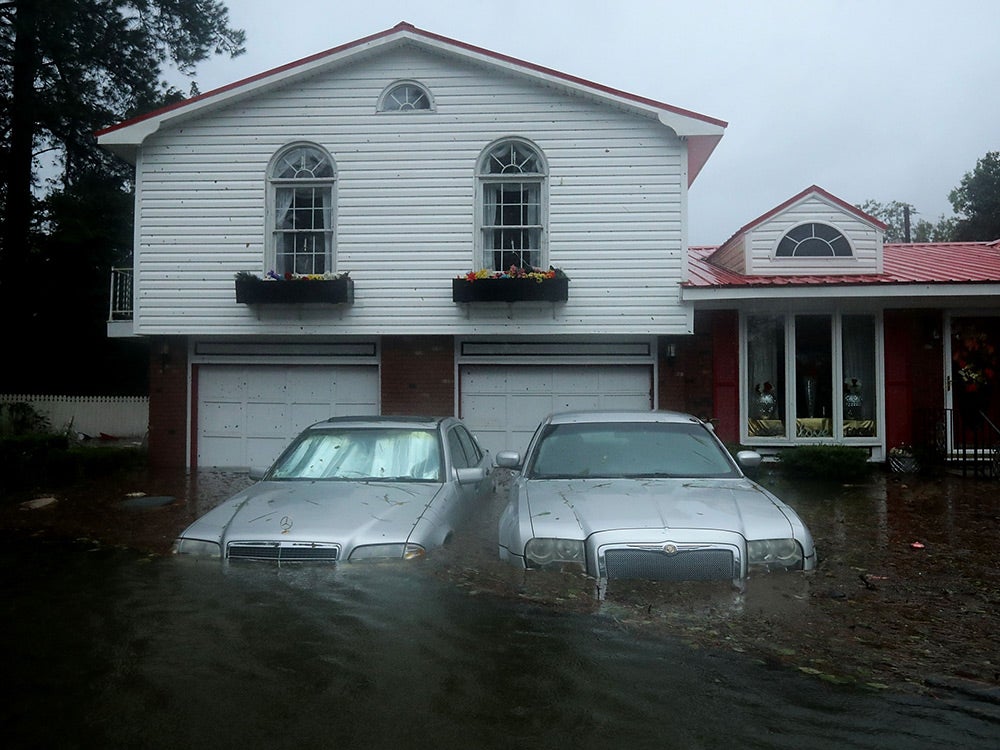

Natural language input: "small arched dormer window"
[378,81,433,112]
[476,138,547,272]
[268,143,336,276]
[776,222,852,258]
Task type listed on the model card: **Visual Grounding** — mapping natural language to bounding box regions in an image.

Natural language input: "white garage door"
[460,365,652,459]
[197,365,379,469]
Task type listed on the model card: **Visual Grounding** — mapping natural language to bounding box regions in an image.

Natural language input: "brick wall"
[658,311,717,421]
[381,335,455,416]
[147,336,188,468]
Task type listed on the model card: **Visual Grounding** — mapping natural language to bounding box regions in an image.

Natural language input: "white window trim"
[739,310,884,449]
[265,142,337,275]
[474,137,549,272]
[377,80,435,112]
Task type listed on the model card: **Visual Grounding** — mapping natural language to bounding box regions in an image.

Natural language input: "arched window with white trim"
[268,143,336,276]
[476,139,547,272]
[378,81,433,112]
[775,222,852,258]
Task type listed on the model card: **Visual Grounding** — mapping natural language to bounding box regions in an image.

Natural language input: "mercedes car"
[173,416,491,563]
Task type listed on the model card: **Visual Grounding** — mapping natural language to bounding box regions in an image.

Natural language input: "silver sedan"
[174,416,491,563]
[496,410,816,583]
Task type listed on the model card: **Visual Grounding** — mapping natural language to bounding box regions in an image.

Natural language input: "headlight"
[349,543,426,561]
[524,538,585,570]
[172,538,221,558]
[747,538,803,570]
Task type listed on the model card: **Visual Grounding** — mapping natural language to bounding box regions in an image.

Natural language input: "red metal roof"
[686,240,1000,288]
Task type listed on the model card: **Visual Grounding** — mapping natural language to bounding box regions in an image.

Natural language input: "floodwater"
[2,470,999,748]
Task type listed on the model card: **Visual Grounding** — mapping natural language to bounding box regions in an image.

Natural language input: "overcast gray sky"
[186,0,1000,245]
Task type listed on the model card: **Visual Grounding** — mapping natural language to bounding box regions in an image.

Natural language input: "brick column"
[381,336,455,416]
[147,336,188,468]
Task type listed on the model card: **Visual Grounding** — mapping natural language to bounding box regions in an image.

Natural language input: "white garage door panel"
[460,365,652,459]
[198,365,378,469]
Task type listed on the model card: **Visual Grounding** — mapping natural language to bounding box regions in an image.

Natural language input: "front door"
[946,315,1000,453]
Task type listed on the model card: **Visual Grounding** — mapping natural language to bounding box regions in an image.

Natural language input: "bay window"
[745,312,879,442]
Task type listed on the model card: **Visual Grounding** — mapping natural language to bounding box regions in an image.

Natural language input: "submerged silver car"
[496,411,816,583]
[174,416,491,563]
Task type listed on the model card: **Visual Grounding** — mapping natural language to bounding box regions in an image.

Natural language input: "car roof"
[543,410,707,426]
[306,415,451,430]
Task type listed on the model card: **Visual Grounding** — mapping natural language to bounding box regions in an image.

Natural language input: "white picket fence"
[0,394,149,439]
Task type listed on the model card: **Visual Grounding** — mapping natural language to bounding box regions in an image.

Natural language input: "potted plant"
[888,444,919,474]
[234,271,353,305]
[452,266,569,303]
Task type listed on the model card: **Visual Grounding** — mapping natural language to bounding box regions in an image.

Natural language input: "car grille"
[602,548,736,581]
[227,542,340,563]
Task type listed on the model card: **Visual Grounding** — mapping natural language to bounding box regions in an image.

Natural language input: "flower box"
[235,274,353,305]
[452,269,569,303]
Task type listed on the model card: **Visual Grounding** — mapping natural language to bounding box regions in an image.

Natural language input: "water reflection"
[2,532,996,749]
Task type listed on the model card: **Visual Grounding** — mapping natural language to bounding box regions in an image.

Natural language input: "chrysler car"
[496,410,815,583]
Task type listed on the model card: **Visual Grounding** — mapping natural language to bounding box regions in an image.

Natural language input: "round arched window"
[379,82,432,111]
[776,223,852,257]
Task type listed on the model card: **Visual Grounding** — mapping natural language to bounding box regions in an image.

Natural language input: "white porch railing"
[108,267,133,321]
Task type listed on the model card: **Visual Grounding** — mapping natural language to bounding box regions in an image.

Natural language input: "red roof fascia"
[97,21,727,137]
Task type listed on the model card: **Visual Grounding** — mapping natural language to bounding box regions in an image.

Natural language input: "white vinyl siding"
[745,194,882,275]
[130,46,690,337]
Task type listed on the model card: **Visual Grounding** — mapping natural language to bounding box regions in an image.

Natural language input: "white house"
[100,23,1000,472]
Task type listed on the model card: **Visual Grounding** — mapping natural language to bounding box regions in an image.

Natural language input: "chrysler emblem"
[662,543,679,555]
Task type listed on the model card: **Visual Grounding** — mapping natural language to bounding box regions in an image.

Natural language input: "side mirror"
[456,466,487,485]
[495,450,522,469]
[735,450,763,471]
[249,467,268,481]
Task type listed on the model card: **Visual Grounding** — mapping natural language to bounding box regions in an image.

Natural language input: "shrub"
[776,444,873,480]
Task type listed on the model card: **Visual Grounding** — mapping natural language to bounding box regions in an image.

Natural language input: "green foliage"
[0,0,243,393]
[949,151,1000,241]
[0,435,146,494]
[0,402,51,436]
[776,445,873,480]
[857,199,957,243]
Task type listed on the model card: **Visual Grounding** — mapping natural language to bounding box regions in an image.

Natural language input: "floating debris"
[20,496,58,510]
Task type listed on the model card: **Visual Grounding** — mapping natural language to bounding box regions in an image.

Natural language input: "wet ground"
[2,464,999,701]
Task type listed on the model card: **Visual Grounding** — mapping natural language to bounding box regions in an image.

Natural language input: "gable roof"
[706,185,887,264]
[97,21,726,183]
[686,240,1000,293]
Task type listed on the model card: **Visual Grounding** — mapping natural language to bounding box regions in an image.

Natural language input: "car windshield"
[526,421,740,479]
[268,428,443,481]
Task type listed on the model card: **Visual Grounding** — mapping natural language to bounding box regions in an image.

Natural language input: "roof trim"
[96,21,727,181]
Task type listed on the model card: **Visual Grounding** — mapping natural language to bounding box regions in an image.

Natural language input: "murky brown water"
[2,467,999,746]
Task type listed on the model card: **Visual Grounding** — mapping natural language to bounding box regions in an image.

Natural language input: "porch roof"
[685,240,1000,291]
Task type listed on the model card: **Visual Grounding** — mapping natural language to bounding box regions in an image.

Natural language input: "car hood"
[523,478,794,540]
[183,480,443,545]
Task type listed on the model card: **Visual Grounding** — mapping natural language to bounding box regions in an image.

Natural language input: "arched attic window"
[268,143,336,276]
[378,81,433,111]
[477,139,547,272]
[775,222,852,257]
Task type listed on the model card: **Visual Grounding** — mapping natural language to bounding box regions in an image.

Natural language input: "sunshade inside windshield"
[269,429,442,481]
